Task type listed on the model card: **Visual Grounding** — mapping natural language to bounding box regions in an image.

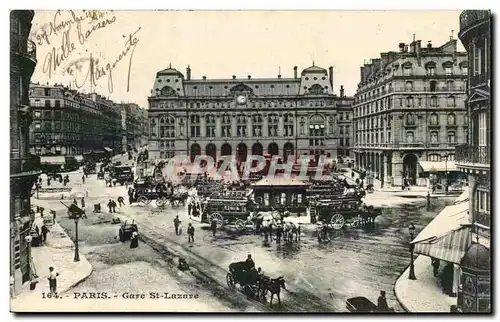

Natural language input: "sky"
[29,10,465,108]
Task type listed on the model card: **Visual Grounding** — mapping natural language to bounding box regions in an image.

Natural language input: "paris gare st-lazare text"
[72,292,200,300]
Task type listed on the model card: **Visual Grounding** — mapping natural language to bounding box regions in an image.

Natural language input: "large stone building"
[353,39,468,187]
[10,10,39,296]
[147,65,353,163]
[120,103,149,152]
[456,10,491,252]
[28,83,124,157]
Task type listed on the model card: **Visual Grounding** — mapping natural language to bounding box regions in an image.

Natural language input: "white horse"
[283,221,300,243]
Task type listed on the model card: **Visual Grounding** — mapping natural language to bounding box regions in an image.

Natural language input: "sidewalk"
[10,222,93,312]
[394,255,457,312]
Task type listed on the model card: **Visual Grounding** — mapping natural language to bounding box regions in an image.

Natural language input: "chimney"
[293,66,298,79]
[404,45,409,53]
[399,43,405,52]
[278,75,281,79]
[427,41,432,48]
[340,85,344,98]
[328,66,334,88]
[248,75,251,79]
[232,75,236,80]
[202,76,206,80]
[186,65,191,80]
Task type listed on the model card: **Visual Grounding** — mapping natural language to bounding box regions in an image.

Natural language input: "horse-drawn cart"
[226,261,262,299]
[119,220,138,242]
[200,194,253,230]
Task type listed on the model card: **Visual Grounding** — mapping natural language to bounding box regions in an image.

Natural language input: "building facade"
[337,85,354,159]
[456,10,491,241]
[29,84,123,156]
[10,10,39,295]
[120,103,149,152]
[353,39,468,187]
[147,65,353,163]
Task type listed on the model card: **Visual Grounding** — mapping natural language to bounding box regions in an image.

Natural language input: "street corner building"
[146,64,354,163]
[27,83,148,165]
[10,10,40,296]
[352,37,469,187]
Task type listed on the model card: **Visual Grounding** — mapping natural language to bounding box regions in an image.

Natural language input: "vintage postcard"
[9,9,491,313]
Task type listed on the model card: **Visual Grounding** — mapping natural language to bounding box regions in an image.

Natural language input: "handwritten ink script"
[41,12,117,79]
[63,27,141,94]
[33,10,112,46]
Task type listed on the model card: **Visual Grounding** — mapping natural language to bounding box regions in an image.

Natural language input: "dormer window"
[443,61,454,76]
[425,62,437,76]
[402,62,412,76]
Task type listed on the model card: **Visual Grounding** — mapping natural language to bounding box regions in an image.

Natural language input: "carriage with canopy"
[226,261,262,299]
[199,191,254,230]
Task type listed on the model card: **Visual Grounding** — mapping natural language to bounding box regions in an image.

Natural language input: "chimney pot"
[202,76,206,80]
[340,85,345,97]
[232,75,236,79]
[186,66,191,80]
[278,75,281,79]
[293,66,298,79]
[248,75,251,79]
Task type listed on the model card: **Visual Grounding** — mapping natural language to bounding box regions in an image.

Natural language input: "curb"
[393,256,421,313]
[59,261,94,296]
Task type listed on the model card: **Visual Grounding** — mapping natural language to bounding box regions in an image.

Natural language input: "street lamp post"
[25,235,33,280]
[444,155,449,195]
[408,223,416,280]
[74,215,81,262]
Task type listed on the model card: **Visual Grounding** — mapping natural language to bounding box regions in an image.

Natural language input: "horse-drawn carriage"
[131,181,188,207]
[227,261,262,299]
[200,194,254,230]
[308,196,381,229]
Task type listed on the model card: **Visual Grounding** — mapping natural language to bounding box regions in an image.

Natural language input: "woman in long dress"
[130,229,139,248]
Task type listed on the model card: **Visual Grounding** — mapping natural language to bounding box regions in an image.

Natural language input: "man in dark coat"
[187,223,195,243]
[210,220,217,237]
[174,216,181,235]
[245,254,255,269]
[117,196,125,207]
[377,291,389,311]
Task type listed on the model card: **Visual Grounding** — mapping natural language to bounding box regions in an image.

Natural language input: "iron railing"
[455,144,490,165]
[459,10,490,33]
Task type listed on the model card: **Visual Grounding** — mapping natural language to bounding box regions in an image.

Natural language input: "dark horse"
[259,276,286,306]
[169,192,189,207]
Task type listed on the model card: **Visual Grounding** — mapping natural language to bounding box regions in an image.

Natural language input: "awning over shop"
[419,161,457,172]
[40,156,66,165]
[411,201,471,264]
[104,147,113,152]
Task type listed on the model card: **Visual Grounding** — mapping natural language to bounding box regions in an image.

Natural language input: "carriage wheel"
[226,273,235,289]
[137,196,148,206]
[155,197,166,207]
[235,219,246,231]
[209,213,224,226]
[330,214,345,230]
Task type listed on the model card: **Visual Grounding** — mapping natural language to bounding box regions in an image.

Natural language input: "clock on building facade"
[236,95,247,105]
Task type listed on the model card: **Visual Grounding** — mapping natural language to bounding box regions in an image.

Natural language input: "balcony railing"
[475,211,490,228]
[353,142,459,150]
[455,144,490,166]
[459,10,490,34]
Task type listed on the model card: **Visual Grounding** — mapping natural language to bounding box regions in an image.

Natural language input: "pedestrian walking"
[276,225,282,243]
[85,189,89,197]
[82,175,85,184]
[210,220,217,237]
[107,199,113,213]
[174,216,181,235]
[377,290,389,311]
[47,266,59,294]
[130,228,139,248]
[81,197,85,209]
[431,257,440,277]
[426,192,431,210]
[111,200,117,213]
[73,198,78,207]
[117,196,125,207]
[187,223,195,243]
[41,224,49,243]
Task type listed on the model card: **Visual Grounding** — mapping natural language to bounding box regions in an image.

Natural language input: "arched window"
[189,115,200,138]
[430,113,439,125]
[309,84,324,95]
[447,131,456,143]
[309,114,325,147]
[425,62,436,76]
[160,86,177,97]
[402,62,413,76]
[447,113,456,125]
[406,96,414,107]
[406,131,414,143]
[443,61,454,75]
